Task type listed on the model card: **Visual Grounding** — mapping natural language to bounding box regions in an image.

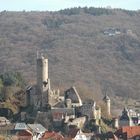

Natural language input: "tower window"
[43,81,48,87]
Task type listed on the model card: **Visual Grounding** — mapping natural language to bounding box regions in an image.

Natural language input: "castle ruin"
[25,53,110,131]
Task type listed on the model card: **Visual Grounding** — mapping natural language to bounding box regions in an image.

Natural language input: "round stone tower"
[37,54,48,92]
[103,94,111,116]
[36,53,50,107]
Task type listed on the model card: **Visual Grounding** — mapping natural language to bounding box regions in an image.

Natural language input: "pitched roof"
[27,124,46,133]
[122,126,140,139]
[17,130,32,136]
[51,107,75,121]
[115,126,140,139]
[67,128,79,138]
[15,123,28,130]
[120,107,131,120]
[65,86,82,105]
[0,117,10,126]
[41,131,64,139]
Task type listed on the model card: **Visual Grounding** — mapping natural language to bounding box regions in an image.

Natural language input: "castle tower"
[36,53,50,107]
[119,107,133,127]
[113,118,119,128]
[103,94,111,116]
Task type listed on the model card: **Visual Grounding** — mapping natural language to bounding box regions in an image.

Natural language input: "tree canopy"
[0,72,25,87]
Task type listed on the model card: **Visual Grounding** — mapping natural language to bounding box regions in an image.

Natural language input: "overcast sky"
[0,0,140,11]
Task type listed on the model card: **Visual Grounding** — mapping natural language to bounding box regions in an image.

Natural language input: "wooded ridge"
[0,7,140,99]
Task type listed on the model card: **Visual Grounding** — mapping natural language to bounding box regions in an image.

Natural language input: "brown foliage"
[0,9,140,101]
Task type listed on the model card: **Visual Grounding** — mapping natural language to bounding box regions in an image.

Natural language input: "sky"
[0,0,140,11]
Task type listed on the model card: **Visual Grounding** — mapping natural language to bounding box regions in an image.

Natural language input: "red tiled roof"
[115,126,140,139]
[122,126,140,138]
[17,130,32,136]
[42,131,55,138]
[41,131,64,140]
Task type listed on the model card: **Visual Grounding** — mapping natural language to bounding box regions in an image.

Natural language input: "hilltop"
[0,7,140,100]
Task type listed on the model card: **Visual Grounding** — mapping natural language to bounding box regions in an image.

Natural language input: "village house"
[39,131,64,140]
[119,107,140,127]
[115,126,140,140]
[0,53,113,139]
[28,123,47,139]
[65,128,93,140]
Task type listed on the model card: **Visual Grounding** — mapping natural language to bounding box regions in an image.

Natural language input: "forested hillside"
[0,7,140,100]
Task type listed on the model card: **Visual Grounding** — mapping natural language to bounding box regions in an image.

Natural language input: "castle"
[23,53,111,130]
[29,53,60,109]
[0,52,111,132]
